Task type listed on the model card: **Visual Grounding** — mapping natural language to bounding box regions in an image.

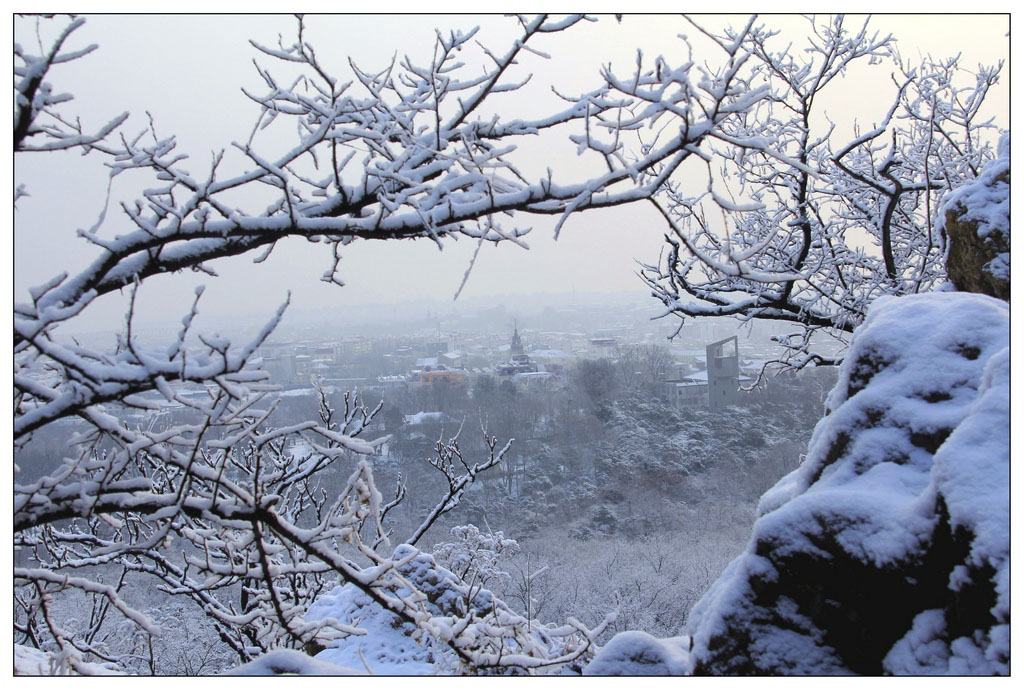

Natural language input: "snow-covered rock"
[587,292,1009,675]
[223,649,360,675]
[582,632,691,676]
[685,292,1009,674]
[941,133,1010,299]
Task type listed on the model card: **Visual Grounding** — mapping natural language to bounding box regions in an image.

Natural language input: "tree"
[17,14,711,673]
[573,358,619,411]
[636,344,672,395]
[636,15,1003,376]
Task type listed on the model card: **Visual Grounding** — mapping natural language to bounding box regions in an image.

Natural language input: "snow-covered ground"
[224,649,359,676]
[304,583,437,674]
[14,644,123,676]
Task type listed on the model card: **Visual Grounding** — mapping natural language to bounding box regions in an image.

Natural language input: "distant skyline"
[14,14,1009,338]
[65,288,679,348]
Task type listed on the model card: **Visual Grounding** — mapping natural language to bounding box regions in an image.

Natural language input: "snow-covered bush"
[432,524,520,589]
[498,529,746,644]
[14,643,123,676]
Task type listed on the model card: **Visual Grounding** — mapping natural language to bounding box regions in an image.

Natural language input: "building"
[407,356,468,384]
[418,364,467,384]
[293,354,314,383]
[661,370,708,406]
[496,325,538,376]
[439,350,464,369]
[662,336,752,408]
[261,354,295,385]
[530,348,573,376]
[512,370,555,390]
[707,335,740,409]
[375,375,408,392]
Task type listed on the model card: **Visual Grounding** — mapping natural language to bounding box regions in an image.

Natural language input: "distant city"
[54,292,843,420]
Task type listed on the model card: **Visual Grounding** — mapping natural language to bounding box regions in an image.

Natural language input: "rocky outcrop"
[687,293,1009,674]
[585,292,1009,675]
[942,135,1010,300]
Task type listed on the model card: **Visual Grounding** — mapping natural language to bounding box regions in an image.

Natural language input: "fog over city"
[13,13,1010,677]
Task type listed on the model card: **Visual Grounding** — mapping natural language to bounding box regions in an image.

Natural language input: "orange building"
[418,364,467,384]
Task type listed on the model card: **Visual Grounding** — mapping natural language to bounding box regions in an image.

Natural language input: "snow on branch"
[640,14,1002,373]
[15,13,1001,675]
[14,17,618,669]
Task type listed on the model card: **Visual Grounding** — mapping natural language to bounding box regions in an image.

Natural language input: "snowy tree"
[432,524,520,590]
[637,15,1004,376]
[16,14,712,673]
[14,13,1006,675]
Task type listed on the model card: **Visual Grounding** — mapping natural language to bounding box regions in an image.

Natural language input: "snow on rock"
[884,342,1010,674]
[939,133,1010,243]
[940,133,1010,297]
[669,292,1009,675]
[223,648,360,675]
[583,632,692,676]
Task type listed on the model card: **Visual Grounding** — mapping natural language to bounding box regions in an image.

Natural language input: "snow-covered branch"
[15,15,645,674]
[640,14,1002,371]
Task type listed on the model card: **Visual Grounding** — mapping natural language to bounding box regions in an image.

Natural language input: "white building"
[662,370,708,406]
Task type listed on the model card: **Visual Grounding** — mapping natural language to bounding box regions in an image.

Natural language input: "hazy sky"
[12,14,1009,336]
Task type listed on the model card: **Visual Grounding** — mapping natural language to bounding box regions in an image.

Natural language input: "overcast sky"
[13,14,1009,336]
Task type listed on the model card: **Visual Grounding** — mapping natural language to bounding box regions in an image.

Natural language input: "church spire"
[510,321,524,358]
[497,320,537,375]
